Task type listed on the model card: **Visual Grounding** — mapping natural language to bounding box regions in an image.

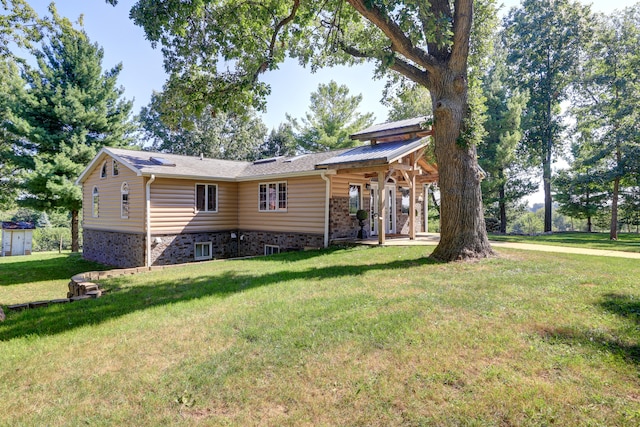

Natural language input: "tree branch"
[425,0,453,58]
[449,0,473,73]
[346,0,439,74]
[339,42,429,87]
[254,0,300,80]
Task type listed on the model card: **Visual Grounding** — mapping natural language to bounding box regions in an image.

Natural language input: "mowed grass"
[1,246,639,426]
[0,252,111,304]
[489,231,640,253]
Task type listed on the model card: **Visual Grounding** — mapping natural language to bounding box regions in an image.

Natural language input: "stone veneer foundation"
[237,230,324,257]
[83,229,145,268]
[83,228,325,268]
[150,231,237,266]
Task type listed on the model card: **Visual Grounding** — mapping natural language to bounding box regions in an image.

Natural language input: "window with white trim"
[113,160,119,176]
[349,184,362,215]
[259,181,287,211]
[92,187,99,217]
[264,245,280,255]
[194,242,213,260]
[121,182,129,219]
[100,162,107,178]
[195,184,217,212]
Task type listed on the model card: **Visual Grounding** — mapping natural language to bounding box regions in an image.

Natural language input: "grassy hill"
[1,247,639,426]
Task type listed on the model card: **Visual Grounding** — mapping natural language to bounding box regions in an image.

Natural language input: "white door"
[370,183,396,236]
[13,231,25,255]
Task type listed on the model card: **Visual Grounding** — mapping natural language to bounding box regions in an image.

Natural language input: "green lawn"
[1,246,639,426]
[489,231,640,253]
[0,252,110,305]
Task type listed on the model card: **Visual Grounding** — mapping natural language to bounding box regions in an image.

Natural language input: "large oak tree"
[110,0,497,261]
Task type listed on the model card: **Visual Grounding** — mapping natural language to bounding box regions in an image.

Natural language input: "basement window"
[264,245,280,255]
[194,242,213,261]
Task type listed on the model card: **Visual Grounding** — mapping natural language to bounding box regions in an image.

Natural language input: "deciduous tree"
[139,91,267,161]
[570,5,640,239]
[504,0,592,232]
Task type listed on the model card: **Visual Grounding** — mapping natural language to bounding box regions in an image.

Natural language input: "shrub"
[32,227,80,252]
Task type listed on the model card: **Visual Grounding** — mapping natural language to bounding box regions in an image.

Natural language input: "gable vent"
[150,156,176,166]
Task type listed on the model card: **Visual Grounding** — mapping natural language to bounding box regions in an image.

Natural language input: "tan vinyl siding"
[149,178,238,234]
[238,175,326,234]
[82,157,145,233]
[330,174,369,198]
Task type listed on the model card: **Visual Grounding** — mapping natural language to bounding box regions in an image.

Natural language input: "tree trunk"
[498,172,507,233]
[610,176,619,240]
[543,153,552,233]
[587,216,592,233]
[71,209,79,252]
[429,71,494,262]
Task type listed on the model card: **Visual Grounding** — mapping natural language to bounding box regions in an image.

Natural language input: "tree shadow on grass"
[0,253,439,341]
[0,253,111,287]
[535,293,640,365]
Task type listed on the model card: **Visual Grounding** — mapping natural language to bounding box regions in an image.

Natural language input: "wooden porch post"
[377,170,386,245]
[409,172,416,240]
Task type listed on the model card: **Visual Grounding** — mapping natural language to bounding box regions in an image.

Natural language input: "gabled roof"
[316,138,428,169]
[350,116,432,141]
[75,117,436,184]
[76,147,348,184]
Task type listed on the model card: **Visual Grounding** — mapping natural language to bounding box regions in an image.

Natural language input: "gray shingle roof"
[107,147,249,180]
[316,138,428,168]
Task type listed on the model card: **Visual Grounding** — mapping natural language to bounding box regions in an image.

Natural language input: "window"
[259,182,287,211]
[194,242,213,260]
[349,184,362,215]
[265,245,280,255]
[113,160,119,176]
[100,162,107,178]
[401,188,410,214]
[121,182,129,219]
[195,184,217,212]
[92,187,99,217]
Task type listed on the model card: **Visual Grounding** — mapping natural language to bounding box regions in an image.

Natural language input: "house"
[1,221,35,257]
[76,117,439,268]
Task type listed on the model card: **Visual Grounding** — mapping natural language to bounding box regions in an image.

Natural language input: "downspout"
[320,172,330,248]
[145,174,156,268]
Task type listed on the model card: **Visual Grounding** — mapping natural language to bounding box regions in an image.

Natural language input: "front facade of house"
[76,117,439,268]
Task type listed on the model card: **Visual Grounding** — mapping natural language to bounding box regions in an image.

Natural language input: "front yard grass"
[489,231,640,253]
[1,246,639,426]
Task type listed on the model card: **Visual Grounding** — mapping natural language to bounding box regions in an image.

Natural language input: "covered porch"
[317,117,439,245]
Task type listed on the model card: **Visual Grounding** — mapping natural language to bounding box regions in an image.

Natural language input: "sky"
[23,0,636,203]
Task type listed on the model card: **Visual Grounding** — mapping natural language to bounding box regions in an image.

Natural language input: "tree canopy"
[139,91,268,161]
[503,0,592,232]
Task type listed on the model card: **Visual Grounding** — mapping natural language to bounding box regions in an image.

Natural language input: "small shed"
[1,221,35,257]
